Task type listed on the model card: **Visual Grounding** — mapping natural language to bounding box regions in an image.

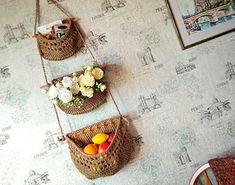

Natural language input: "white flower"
[48,85,59,99]
[58,88,73,104]
[81,87,94,98]
[62,76,73,88]
[72,76,79,83]
[84,66,92,75]
[80,85,85,92]
[78,75,83,84]
[80,73,95,87]
[92,67,104,80]
[70,82,80,95]
[86,66,92,71]
[100,84,106,92]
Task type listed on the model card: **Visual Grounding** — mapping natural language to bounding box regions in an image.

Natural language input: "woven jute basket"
[36,19,82,61]
[59,91,107,115]
[66,116,133,179]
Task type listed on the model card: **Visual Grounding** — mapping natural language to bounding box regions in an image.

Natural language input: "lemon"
[92,133,109,144]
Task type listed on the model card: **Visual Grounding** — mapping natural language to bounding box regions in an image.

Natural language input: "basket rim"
[36,18,73,43]
[66,116,128,158]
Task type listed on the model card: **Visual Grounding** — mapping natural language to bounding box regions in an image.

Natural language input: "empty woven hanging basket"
[66,116,133,179]
[36,18,83,61]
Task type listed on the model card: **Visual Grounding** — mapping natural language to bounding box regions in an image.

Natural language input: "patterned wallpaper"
[0,0,234,185]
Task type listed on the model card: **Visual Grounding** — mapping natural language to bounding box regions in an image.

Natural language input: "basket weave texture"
[209,156,235,185]
[59,91,107,115]
[36,19,82,61]
[66,117,133,179]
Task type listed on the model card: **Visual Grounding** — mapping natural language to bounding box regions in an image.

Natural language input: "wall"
[0,0,234,185]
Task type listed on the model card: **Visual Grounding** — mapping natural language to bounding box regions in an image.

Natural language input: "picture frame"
[166,0,235,49]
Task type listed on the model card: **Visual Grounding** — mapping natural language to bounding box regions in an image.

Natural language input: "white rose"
[48,85,59,99]
[100,84,106,92]
[70,82,80,95]
[80,73,95,87]
[92,67,104,80]
[79,85,85,92]
[62,76,73,88]
[81,87,94,98]
[58,88,73,104]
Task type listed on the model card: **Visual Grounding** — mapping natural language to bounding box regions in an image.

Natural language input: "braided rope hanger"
[34,0,122,141]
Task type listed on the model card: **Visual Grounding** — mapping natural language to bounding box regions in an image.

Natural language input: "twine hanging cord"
[34,0,70,141]
[35,0,124,141]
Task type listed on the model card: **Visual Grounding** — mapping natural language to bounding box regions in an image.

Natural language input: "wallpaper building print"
[138,93,162,115]
[175,62,196,75]
[92,0,127,20]
[155,5,171,25]
[81,30,108,53]
[0,0,234,185]
[101,0,126,13]
[173,147,192,166]
[0,65,10,83]
[3,22,30,45]
[137,47,156,66]
[43,130,65,151]
[200,98,231,121]
[225,62,235,80]
[24,170,50,185]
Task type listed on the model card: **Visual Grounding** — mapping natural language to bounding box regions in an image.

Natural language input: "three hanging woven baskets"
[66,116,133,179]
[36,18,83,61]
[36,0,134,180]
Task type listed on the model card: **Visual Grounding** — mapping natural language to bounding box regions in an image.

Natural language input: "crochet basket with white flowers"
[41,64,107,115]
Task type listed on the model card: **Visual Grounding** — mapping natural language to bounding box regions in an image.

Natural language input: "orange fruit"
[83,144,98,155]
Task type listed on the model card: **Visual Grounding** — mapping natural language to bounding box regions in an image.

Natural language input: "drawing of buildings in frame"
[166,0,235,48]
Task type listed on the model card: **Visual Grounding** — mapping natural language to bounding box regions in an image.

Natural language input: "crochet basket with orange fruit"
[83,132,115,155]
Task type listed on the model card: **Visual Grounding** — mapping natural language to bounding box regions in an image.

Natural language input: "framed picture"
[166,0,235,49]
